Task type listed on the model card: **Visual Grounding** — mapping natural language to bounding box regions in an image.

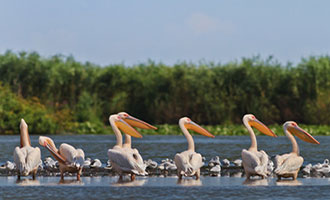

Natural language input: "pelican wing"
[275,154,303,175]
[174,150,203,176]
[13,146,41,174]
[242,149,268,176]
[59,143,84,165]
[108,148,146,175]
[274,153,291,169]
[26,147,41,171]
[13,147,26,170]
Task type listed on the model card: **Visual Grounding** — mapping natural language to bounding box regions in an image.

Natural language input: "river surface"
[0,135,329,199]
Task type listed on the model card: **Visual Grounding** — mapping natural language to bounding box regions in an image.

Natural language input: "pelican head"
[179,117,214,138]
[109,114,143,138]
[283,121,319,144]
[243,114,276,137]
[118,112,157,130]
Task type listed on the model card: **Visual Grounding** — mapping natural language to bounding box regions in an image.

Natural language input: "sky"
[0,0,329,66]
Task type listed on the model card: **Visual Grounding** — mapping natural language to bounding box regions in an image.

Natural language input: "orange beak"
[116,118,143,138]
[185,121,215,138]
[123,115,157,130]
[249,119,277,137]
[288,126,319,144]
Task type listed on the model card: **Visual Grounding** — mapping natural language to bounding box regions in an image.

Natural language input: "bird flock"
[3,113,324,183]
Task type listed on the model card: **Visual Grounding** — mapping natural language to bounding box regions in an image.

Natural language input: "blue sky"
[0,0,329,66]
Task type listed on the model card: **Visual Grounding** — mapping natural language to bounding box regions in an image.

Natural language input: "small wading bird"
[241,114,277,179]
[107,114,156,181]
[274,121,319,180]
[13,119,41,180]
[39,136,85,181]
[174,117,215,180]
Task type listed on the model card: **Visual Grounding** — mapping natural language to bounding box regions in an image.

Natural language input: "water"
[0,135,329,199]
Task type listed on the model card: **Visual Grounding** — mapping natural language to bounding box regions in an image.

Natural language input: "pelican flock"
[13,119,41,180]
[274,121,320,180]
[4,112,324,182]
[38,136,85,181]
[174,117,215,180]
[241,114,277,179]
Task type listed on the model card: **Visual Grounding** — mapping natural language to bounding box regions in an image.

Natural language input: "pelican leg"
[277,175,282,181]
[177,171,182,180]
[17,171,21,180]
[293,172,298,180]
[77,168,82,181]
[60,170,64,181]
[32,169,37,180]
[131,173,136,181]
[195,169,200,180]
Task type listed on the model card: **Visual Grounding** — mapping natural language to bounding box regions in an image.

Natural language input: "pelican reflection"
[16,179,40,186]
[177,178,202,186]
[243,178,269,186]
[112,179,146,187]
[276,179,302,186]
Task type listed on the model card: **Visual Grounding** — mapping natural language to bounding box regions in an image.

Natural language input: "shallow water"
[0,176,330,199]
[0,135,329,199]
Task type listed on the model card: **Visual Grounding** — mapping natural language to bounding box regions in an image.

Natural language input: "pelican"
[274,121,319,180]
[39,136,85,181]
[13,119,41,180]
[107,114,154,181]
[241,114,277,179]
[174,117,215,180]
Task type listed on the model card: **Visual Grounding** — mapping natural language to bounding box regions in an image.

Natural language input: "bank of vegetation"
[0,51,329,135]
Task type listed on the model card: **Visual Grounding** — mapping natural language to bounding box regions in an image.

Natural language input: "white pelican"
[13,119,41,180]
[274,121,319,180]
[39,136,85,181]
[174,117,215,180]
[241,114,277,179]
[107,114,152,181]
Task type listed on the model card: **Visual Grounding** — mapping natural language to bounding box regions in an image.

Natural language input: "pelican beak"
[39,136,66,164]
[124,115,157,130]
[185,121,215,138]
[116,119,143,138]
[249,119,277,137]
[288,126,320,144]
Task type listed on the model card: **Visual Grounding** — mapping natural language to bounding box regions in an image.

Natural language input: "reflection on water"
[276,180,302,186]
[177,179,202,186]
[243,178,269,186]
[112,179,146,187]
[16,179,40,186]
[58,179,84,186]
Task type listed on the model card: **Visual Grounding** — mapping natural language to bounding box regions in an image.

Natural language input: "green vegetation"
[0,51,329,135]
[138,124,330,136]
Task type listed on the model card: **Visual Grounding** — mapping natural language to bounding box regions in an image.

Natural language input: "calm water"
[0,135,329,199]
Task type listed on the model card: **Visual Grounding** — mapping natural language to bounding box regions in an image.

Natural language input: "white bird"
[208,156,220,167]
[39,136,85,181]
[222,159,231,167]
[233,159,243,167]
[13,119,41,180]
[174,117,215,180]
[241,114,277,179]
[117,112,157,172]
[107,114,154,181]
[274,121,320,180]
[90,159,102,168]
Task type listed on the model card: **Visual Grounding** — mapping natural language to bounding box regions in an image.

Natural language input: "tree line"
[0,51,329,134]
